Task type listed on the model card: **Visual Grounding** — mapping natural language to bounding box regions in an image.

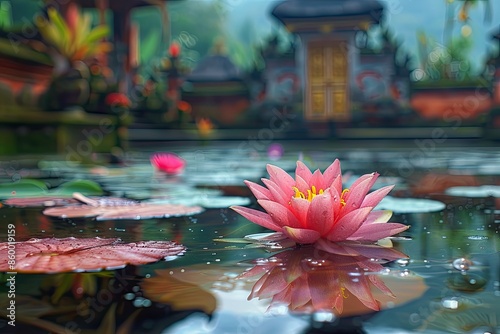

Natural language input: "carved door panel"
[307,41,349,121]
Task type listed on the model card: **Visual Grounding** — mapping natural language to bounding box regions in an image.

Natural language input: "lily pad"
[0,179,48,198]
[0,179,104,200]
[43,193,204,220]
[3,196,80,207]
[445,185,500,198]
[50,180,104,196]
[375,196,446,213]
[0,237,186,273]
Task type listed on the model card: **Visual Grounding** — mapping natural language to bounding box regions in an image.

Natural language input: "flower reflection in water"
[239,240,409,315]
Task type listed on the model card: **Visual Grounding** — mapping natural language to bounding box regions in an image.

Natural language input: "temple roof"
[272,0,383,22]
[185,55,242,83]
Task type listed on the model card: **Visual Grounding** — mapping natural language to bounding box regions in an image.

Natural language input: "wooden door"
[306,41,349,121]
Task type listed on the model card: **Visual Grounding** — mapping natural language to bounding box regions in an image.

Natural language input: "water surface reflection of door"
[307,41,349,121]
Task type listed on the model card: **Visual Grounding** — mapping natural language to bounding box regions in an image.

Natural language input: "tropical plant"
[35,4,111,63]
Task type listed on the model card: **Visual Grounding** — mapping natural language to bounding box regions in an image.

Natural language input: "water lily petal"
[289,276,312,309]
[295,161,313,183]
[266,164,295,197]
[290,197,310,223]
[328,183,342,212]
[244,180,272,201]
[309,169,325,191]
[294,175,310,195]
[369,275,396,298]
[271,285,292,306]
[340,271,380,311]
[364,210,393,224]
[326,207,373,241]
[253,269,289,299]
[308,271,342,311]
[343,174,379,215]
[361,185,394,208]
[258,200,303,228]
[306,193,334,235]
[323,159,341,186]
[348,222,410,241]
[262,178,289,206]
[230,206,281,231]
[348,173,378,193]
[331,175,343,201]
[282,226,321,244]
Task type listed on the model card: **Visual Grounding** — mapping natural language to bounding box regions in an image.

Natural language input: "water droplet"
[441,297,459,309]
[452,258,472,271]
[133,297,145,307]
[312,310,337,323]
[124,293,135,300]
[396,258,410,267]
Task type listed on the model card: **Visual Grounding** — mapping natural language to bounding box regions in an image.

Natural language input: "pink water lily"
[231,160,409,244]
[150,153,186,175]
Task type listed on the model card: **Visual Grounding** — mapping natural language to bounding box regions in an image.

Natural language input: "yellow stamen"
[340,188,350,206]
[341,287,348,298]
[293,186,305,199]
[293,185,324,202]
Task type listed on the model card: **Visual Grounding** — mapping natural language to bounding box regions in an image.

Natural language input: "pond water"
[0,141,499,334]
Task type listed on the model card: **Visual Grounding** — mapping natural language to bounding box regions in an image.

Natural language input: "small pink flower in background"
[151,153,186,175]
[231,159,409,244]
[267,143,284,161]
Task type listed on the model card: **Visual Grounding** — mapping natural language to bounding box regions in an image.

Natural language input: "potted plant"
[36,4,112,110]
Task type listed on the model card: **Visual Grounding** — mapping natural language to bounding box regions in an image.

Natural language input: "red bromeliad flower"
[169,41,181,58]
[231,160,409,244]
[105,92,131,108]
[150,153,186,175]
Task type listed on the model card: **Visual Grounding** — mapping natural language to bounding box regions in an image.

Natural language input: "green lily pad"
[0,179,103,199]
[51,180,104,196]
[0,179,48,198]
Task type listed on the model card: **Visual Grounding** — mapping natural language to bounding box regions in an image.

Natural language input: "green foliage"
[35,6,111,62]
[168,0,226,68]
[140,29,162,65]
[0,1,12,29]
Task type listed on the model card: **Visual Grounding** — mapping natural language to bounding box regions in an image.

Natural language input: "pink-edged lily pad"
[3,196,80,207]
[0,237,186,273]
[42,193,203,220]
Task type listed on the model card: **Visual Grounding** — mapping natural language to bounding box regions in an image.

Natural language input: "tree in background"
[415,0,492,81]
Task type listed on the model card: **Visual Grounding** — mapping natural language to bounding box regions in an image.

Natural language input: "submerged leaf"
[0,237,186,273]
[142,269,217,314]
